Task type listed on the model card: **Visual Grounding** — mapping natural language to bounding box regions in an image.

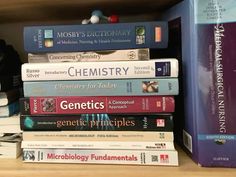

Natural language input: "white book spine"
[22,131,174,142]
[23,148,179,166]
[28,48,150,63]
[21,59,179,81]
[21,141,175,150]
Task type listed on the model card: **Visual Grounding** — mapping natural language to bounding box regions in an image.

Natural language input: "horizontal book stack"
[0,39,23,159]
[20,21,179,166]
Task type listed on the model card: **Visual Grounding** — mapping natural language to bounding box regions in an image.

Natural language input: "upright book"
[23,21,168,53]
[23,78,179,97]
[21,59,179,81]
[20,96,175,115]
[163,0,236,167]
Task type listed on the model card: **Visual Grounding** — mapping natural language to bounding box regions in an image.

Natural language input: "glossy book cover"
[164,0,236,167]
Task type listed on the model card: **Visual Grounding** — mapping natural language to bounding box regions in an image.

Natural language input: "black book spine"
[0,75,22,91]
[20,114,173,131]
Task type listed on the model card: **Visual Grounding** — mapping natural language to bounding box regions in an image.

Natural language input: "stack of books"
[0,133,22,159]
[0,39,22,158]
[20,21,179,166]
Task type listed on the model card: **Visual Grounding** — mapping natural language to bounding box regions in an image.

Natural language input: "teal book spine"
[23,78,179,97]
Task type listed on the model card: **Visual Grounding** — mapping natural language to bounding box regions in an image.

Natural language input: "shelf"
[0,0,181,23]
[0,147,236,177]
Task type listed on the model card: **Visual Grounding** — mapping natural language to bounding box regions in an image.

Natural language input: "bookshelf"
[0,147,236,177]
[0,0,235,175]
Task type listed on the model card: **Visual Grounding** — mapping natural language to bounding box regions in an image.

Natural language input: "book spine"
[23,21,168,53]
[23,78,179,97]
[21,141,175,150]
[28,48,150,63]
[20,114,173,131]
[22,148,178,166]
[0,75,22,91]
[19,96,175,115]
[21,59,179,81]
[0,101,19,117]
[0,88,21,106]
[22,131,174,142]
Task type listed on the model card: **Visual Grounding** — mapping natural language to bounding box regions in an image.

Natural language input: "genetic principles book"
[20,96,175,115]
[23,78,179,97]
[21,59,179,81]
[163,0,236,167]
[28,48,150,63]
[22,148,178,166]
[23,21,168,53]
[20,114,173,131]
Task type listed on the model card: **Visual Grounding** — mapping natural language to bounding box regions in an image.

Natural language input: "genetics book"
[20,96,175,115]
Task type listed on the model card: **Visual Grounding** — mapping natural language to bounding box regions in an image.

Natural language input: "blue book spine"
[23,78,179,97]
[164,0,236,167]
[24,21,168,53]
[0,101,19,117]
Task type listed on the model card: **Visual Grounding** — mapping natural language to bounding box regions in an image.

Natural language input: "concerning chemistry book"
[163,0,236,167]
[19,96,175,115]
[21,59,179,81]
[27,48,150,63]
[20,114,173,131]
[23,21,168,53]
[23,78,179,97]
[22,149,178,166]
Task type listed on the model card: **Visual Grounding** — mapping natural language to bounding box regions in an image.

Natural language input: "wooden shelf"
[0,0,236,176]
[0,147,236,177]
[0,0,181,23]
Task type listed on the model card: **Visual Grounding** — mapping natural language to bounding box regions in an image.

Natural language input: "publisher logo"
[155,62,171,76]
[44,29,54,48]
[156,119,165,127]
[155,27,162,42]
[160,154,169,163]
[135,26,145,45]
[127,51,136,60]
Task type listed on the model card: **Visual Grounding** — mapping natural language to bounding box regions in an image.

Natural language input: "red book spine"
[20,96,175,115]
